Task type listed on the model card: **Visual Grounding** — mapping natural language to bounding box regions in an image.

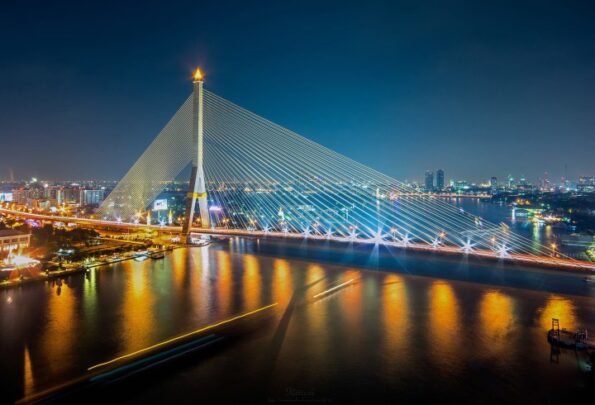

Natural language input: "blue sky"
[1,0,594,182]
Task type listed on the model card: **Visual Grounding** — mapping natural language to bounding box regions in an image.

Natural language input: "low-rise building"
[0,230,31,253]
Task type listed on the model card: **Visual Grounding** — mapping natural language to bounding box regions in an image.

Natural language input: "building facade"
[80,189,105,206]
[0,230,31,253]
[436,169,444,191]
[424,171,434,191]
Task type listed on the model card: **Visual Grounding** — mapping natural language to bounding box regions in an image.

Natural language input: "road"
[1,207,594,272]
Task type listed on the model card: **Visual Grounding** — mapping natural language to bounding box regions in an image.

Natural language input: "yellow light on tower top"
[193,68,204,82]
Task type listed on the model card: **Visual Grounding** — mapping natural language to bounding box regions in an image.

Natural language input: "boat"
[150,251,165,260]
[134,251,149,262]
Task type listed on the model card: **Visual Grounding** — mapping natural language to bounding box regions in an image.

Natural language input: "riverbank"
[0,247,177,291]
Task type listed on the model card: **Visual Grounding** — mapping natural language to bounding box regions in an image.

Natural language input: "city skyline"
[2,2,595,403]
[1,1,594,182]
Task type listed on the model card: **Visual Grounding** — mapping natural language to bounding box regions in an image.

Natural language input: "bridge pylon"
[181,68,210,243]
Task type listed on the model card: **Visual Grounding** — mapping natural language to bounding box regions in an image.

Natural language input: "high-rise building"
[55,188,65,205]
[79,189,104,206]
[578,176,595,193]
[436,169,444,191]
[63,187,80,204]
[490,177,498,195]
[424,171,434,191]
[12,188,27,204]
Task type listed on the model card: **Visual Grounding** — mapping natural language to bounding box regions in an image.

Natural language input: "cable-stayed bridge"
[87,69,592,271]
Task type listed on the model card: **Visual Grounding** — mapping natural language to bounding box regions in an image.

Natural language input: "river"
[0,232,594,403]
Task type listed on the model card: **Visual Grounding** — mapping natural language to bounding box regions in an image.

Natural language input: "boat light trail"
[87,302,278,371]
[313,279,354,298]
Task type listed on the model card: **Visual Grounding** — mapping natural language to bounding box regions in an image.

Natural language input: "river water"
[1,233,594,403]
[453,198,586,258]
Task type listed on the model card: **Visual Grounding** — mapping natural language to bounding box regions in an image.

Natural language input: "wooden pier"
[548,318,594,350]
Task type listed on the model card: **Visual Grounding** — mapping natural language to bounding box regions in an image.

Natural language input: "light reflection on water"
[428,281,461,371]
[452,199,578,257]
[42,280,77,378]
[538,295,577,331]
[478,290,517,362]
[0,240,592,403]
[381,274,409,374]
[121,262,156,353]
[243,255,262,310]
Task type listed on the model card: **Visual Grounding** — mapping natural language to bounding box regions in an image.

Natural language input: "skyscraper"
[425,170,434,191]
[436,169,444,191]
[490,177,498,195]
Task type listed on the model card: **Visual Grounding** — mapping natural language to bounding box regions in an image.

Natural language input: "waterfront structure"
[0,230,30,253]
[181,68,210,241]
[425,170,434,191]
[436,169,444,191]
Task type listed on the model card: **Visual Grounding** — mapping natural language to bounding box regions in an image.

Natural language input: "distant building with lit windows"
[578,176,595,193]
[424,171,434,191]
[436,169,444,191]
[79,189,104,206]
[0,230,31,253]
[490,177,498,195]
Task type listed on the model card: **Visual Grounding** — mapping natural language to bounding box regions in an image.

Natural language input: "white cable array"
[99,89,581,265]
[99,96,193,220]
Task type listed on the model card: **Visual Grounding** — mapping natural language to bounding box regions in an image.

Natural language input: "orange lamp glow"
[193,68,204,81]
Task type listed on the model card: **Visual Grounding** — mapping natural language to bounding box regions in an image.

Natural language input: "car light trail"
[87,302,278,371]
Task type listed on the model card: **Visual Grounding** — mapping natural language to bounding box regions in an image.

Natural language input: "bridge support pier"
[182,68,210,243]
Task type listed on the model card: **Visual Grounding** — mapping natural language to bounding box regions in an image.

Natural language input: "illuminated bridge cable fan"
[100,96,194,221]
[100,90,582,267]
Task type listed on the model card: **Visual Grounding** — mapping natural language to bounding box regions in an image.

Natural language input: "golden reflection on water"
[306,264,325,287]
[272,259,292,306]
[216,250,233,316]
[428,281,460,363]
[82,270,98,338]
[243,255,261,310]
[181,247,213,321]
[83,270,97,313]
[538,295,577,330]
[42,283,76,376]
[304,264,330,371]
[121,261,156,352]
[479,290,516,355]
[544,225,552,239]
[23,345,33,397]
[170,247,187,289]
[340,269,363,327]
[382,274,409,357]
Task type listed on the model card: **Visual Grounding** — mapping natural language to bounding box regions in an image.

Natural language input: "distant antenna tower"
[564,163,568,181]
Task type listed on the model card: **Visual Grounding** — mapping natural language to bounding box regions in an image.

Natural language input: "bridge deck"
[2,208,594,272]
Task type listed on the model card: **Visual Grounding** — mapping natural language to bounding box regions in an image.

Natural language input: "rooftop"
[0,229,29,237]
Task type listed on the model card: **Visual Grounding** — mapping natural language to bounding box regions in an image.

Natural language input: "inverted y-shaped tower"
[182,68,210,242]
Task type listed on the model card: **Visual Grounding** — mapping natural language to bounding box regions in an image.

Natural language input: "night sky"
[1,0,594,183]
